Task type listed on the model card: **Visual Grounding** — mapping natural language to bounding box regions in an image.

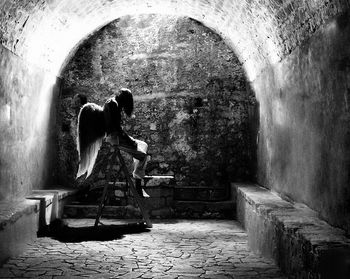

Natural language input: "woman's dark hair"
[116,88,133,117]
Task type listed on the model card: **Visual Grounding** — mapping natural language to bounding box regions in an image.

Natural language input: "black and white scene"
[0,1,350,278]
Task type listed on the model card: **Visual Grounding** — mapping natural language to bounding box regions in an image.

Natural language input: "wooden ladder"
[94,148,152,228]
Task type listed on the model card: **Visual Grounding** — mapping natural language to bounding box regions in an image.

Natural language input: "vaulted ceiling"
[0,0,347,79]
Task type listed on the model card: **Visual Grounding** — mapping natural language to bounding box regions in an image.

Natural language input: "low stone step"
[173,200,235,219]
[63,204,142,219]
[174,186,229,201]
[26,188,77,230]
[64,200,235,220]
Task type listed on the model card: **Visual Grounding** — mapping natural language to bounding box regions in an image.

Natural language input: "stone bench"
[0,188,77,265]
[235,183,350,279]
[27,188,77,233]
[0,199,40,265]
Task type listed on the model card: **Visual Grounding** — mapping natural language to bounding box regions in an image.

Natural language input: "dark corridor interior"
[1,1,350,278]
[56,14,258,219]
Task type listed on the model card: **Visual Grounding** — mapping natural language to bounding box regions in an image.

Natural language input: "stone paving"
[0,219,286,278]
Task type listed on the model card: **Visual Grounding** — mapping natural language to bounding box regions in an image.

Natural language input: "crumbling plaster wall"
[254,12,350,234]
[58,15,256,198]
[0,45,59,201]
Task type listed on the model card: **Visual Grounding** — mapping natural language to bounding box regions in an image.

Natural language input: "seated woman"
[76,88,150,197]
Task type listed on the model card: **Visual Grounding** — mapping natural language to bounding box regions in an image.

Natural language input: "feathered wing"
[76,103,106,178]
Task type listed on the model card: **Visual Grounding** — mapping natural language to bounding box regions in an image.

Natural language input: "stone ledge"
[0,199,40,265]
[236,183,350,279]
[27,193,54,206]
[26,188,78,229]
[0,199,40,231]
[0,189,77,265]
[32,188,77,200]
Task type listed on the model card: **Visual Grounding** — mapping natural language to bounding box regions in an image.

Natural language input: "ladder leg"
[94,183,109,227]
[95,152,118,227]
[116,150,152,228]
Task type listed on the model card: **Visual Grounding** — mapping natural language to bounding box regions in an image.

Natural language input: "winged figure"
[76,88,150,195]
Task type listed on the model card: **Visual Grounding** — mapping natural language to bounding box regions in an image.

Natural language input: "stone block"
[27,188,78,227]
[26,193,55,229]
[114,190,125,198]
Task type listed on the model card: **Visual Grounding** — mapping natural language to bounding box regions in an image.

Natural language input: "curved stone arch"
[1,0,350,237]
[0,0,282,81]
[1,0,346,80]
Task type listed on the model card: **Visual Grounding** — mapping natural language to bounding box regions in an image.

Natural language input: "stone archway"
[1,0,350,233]
[2,0,340,80]
[57,14,257,218]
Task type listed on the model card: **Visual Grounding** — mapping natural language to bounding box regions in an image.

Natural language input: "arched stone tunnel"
[1,0,350,278]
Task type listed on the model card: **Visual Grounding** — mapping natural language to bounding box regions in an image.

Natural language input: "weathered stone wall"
[58,15,256,201]
[0,0,350,234]
[0,44,59,201]
[254,12,350,234]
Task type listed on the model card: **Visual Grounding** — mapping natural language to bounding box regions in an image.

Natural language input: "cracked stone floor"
[0,219,286,278]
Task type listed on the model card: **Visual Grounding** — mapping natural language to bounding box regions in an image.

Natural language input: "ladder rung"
[144,175,174,179]
[108,181,127,186]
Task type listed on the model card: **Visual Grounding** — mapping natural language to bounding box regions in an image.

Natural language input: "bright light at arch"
[22,0,282,81]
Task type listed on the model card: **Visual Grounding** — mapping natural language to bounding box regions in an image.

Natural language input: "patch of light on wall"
[266,136,274,161]
[25,16,102,75]
[0,104,11,124]
[24,1,191,75]
[244,59,257,81]
[27,72,57,149]
[35,73,57,126]
[266,38,280,64]
[325,20,338,34]
[22,0,279,87]
[272,99,287,126]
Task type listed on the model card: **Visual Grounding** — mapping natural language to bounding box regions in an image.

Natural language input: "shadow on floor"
[40,219,150,243]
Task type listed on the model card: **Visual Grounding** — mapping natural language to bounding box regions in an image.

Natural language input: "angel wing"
[76,103,106,178]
